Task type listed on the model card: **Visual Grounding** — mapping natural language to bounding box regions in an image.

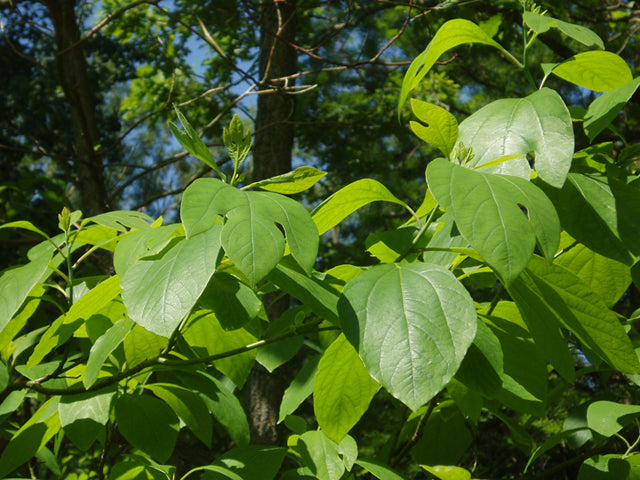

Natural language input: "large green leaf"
[199,272,262,331]
[279,356,321,423]
[555,242,631,308]
[268,257,341,325]
[181,178,318,284]
[311,179,411,235]
[201,445,287,480]
[246,166,327,194]
[587,401,640,437]
[584,77,640,141]
[457,88,573,188]
[399,19,508,112]
[28,275,121,367]
[176,371,250,447]
[410,99,458,157]
[0,251,51,333]
[182,310,257,388]
[59,390,114,451]
[113,224,182,277]
[483,302,548,415]
[114,393,179,463]
[550,51,632,93]
[314,334,379,443]
[355,459,407,480]
[454,319,504,397]
[84,317,134,388]
[427,159,560,285]
[541,171,637,265]
[145,383,213,447]
[508,275,576,382]
[340,263,476,411]
[121,226,221,337]
[123,324,169,368]
[0,397,60,478]
[524,11,604,49]
[297,431,345,480]
[522,256,640,374]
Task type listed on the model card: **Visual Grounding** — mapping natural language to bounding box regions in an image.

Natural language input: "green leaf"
[0,397,60,478]
[550,51,632,92]
[202,445,287,480]
[454,319,504,397]
[268,257,341,325]
[587,401,640,437]
[427,159,560,285]
[84,317,134,388]
[523,256,640,374]
[246,166,327,194]
[201,445,287,480]
[170,106,224,178]
[199,272,262,331]
[110,460,173,480]
[298,431,345,480]
[355,458,407,480]
[114,393,179,463]
[555,242,631,308]
[507,275,576,382]
[523,11,604,49]
[584,77,640,141]
[578,455,635,480]
[86,210,153,232]
[399,19,508,112]
[0,252,51,333]
[145,383,213,447]
[177,371,250,447]
[340,263,476,411]
[457,88,573,188]
[182,310,257,388]
[483,302,548,415]
[279,355,321,422]
[59,390,114,451]
[181,178,318,284]
[541,171,633,264]
[223,114,252,170]
[311,179,412,235]
[411,403,472,466]
[124,324,169,368]
[338,435,358,471]
[314,334,379,443]
[420,465,471,480]
[28,275,121,367]
[113,224,182,277]
[256,308,304,372]
[121,226,221,338]
[409,99,458,157]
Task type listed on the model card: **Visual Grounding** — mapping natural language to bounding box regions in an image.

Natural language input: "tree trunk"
[46,0,110,215]
[252,0,297,181]
[245,0,298,446]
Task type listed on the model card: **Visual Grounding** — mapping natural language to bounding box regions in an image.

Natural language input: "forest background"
[0,0,640,479]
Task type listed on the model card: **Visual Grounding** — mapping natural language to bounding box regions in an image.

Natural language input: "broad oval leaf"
[59,390,114,451]
[523,11,603,49]
[114,393,179,463]
[399,19,507,113]
[312,179,411,235]
[457,88,573,188]
[298,431,345,480]
[247,166,327,194]
[410,99,458,157]
[314,334,379,443]
[551,51,632,93]
[523,255,640,374]
[427,159,560,285]
[587,401,640,437]
[121,225,221,337]
[584,77,640,141]
[340,263,476,411]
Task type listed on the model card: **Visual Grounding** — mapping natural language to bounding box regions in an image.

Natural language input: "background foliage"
[1,1,640,479]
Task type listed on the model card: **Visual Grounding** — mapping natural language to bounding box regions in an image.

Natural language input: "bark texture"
[252,0,297,181]
[46,0,110,215]
[246,0,298,445]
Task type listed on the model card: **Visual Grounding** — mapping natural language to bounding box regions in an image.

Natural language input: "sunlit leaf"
[584,77,640,141]
[550,51,632,92]
[247,166,327,194]
[340,263,476,411]
[524,12,603,49]
[410,99,458,157]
